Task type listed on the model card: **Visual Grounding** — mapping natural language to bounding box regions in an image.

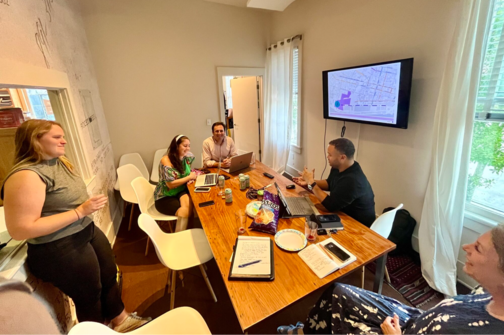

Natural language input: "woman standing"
[1,120,149,332]
[154,134,196,231]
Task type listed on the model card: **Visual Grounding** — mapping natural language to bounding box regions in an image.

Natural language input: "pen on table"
[238,260,261,268]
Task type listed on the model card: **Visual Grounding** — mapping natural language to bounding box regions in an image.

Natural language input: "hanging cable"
[341,121,346,138]
[321,119,328,179]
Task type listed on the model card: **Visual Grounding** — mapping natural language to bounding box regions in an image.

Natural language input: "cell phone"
[323,242,350,262]
[317,229,327,235]
[198,200,215,207]
[195,187,211,193]
[263,172,274,179]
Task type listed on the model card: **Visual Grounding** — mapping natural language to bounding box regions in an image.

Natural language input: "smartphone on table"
[323,242,351,262]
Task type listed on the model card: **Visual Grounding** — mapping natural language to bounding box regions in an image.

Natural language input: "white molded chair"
[114,153,150,191]
[362,203,403,288]
[69,306,211,334]
[138,213,217,310]
[150,148,167,184]
[117,164,145,231]
[131,177,179,255]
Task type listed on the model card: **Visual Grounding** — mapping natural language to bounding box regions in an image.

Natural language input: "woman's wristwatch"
[307,182,317,191]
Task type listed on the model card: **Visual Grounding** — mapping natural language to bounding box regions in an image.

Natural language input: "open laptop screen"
[274,182,291,215]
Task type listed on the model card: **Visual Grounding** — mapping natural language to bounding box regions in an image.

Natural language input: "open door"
[231,76,261,161]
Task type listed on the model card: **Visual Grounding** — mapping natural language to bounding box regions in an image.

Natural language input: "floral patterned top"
[154,153,195,201]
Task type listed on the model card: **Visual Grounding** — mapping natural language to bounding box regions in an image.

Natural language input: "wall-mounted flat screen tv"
[323,58,413,129]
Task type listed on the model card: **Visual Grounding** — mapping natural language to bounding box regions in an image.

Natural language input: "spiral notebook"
[298,238,356,279]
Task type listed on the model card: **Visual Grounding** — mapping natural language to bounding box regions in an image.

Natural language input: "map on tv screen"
[327,62,401,124]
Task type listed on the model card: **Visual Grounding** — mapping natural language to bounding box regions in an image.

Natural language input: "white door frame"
[216,67,265,157]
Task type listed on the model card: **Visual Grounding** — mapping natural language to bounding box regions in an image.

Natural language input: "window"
[291,38,302,151]
[467,0,504,220]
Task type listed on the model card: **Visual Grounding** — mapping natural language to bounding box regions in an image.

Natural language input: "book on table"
[298,237,356,279]
[229,236,275,281]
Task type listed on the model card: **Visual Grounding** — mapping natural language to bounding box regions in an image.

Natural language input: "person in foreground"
[1,120,150,332]
[154,134,196,231]
[202,121,237,168]
[293,138,376,227]
[279,224,504,334]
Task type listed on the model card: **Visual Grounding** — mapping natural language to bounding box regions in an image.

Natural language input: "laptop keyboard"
[205,174,217,185]
[286,198,314,215]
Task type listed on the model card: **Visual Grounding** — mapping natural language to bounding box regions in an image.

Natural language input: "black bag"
[382,207,417,257]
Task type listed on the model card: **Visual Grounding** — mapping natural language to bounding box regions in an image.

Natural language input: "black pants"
[27,223,124,323]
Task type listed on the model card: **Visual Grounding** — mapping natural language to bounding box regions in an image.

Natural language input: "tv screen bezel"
[322,58,414,129]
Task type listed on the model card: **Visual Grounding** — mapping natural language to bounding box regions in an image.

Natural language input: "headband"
[176,134,186,142]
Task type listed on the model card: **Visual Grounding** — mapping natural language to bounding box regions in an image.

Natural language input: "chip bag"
[248,190,280,235]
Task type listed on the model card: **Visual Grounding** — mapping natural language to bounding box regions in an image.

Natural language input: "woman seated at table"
[279,224,504,334]
[154,134,196,231]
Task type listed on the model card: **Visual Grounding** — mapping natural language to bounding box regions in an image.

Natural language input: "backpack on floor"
[382,207,417,257]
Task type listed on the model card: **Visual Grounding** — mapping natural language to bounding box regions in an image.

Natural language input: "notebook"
[298,238,356,279]
[229,236,275,281]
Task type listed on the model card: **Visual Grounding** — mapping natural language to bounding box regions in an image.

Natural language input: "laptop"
[221,152,254,173]
[275,182,318,218]
[195,160,221,187]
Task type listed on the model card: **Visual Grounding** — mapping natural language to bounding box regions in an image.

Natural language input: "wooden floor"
[113,204,445,334]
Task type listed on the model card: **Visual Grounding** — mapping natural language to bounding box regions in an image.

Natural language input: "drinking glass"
[305,218,318,242]
[235,210,247,235]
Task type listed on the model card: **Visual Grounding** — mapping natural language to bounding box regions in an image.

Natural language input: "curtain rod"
[267,34,303,51]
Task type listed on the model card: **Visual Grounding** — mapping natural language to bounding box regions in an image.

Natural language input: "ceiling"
[204,0,296,11]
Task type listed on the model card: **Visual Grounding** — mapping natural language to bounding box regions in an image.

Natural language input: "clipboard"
[228,237,275,281]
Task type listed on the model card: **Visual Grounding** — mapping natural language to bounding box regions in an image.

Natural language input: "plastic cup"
[305,218,318,242]
[235,210,247,235]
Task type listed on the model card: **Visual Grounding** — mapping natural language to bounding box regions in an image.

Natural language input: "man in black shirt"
[293,138,376,227]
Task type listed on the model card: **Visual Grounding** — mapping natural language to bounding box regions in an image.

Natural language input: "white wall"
[79,0,270,171]
[0,0,121,242]
[271,0,461,234]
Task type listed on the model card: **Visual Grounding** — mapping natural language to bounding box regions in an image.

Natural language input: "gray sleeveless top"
[2,158,92,244]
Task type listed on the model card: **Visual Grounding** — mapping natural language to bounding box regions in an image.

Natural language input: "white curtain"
[419,0,495,296]
[263,38,294,173]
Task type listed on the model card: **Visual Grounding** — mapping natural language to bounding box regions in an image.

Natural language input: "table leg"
[373,254,387,294]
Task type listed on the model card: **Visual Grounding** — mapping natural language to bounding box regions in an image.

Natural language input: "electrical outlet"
[206,119,211,126]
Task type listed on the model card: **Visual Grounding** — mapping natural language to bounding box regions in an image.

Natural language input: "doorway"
[0,87,89,205]
[217,67,264,162]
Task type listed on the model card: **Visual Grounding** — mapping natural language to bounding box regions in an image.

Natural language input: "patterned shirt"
[403,286,504,334]
[154,154,195,200]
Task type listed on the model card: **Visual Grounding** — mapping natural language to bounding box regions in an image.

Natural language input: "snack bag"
[248,190,280,235]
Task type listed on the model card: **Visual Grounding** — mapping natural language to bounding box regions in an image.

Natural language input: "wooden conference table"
[189,161,395,332]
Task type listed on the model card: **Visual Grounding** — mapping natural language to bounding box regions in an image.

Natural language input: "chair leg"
[385,266,391,283]
[179,271,185,288]
[164,269,171,296]
[128,204,135,231]
[361,266,365,289]
[199,264,217,302]
[170,270,177,310]
[145,237,150,256]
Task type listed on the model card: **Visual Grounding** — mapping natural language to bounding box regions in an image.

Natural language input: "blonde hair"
[492,223,504,273]
[4,120,75,181]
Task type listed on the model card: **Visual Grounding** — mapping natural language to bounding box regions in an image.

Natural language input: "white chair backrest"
[117,164,144,204]
[150,148,167,183]
[69,307,211,334]
[138,213,171,268]
[119,153,150,180]
[370,203,403,238]
[131,177,155,215]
